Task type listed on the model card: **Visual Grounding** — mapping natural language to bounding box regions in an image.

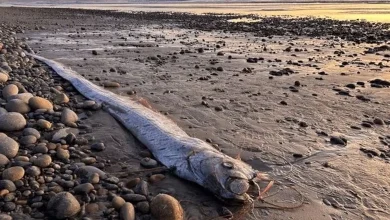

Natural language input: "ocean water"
[39,2,390,23]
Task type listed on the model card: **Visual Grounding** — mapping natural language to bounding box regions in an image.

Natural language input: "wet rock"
[23,128,41,139]
[54,93,69,104]
[61,108,78,126]
[52,128,79,142]
[0,133,19,158]
[0,112,26,131]
[112,196,126,209]
[20,135,37,145]
[7,93,33,103]
[102,82,120,88]
[373,118,384,125]
[2,84,18,99]
[330,136,347,146]
[122,194,147,203]
[2,166,25,181]
[56,148,70,161]
[150,194,184,220]
[126,178,141,189]
[0,180,16,192]
[88,173,100,184]
[76,166,107,179]
[29,96,53,110]
[47,192,81,219]
[91,143,105,152]
[120,203,135,220]
[134,180,149,196]
[149,174,165,184]
[5,99,30,114]
[32,154,52,168]
[26,166,41,177]
[0,72,8,83]
[0,214,12,220]
[136,201,150,214]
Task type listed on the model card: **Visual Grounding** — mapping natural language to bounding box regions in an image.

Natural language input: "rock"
[3,202,15,211]
[23,128,41,139]
[373,118,384,125]
[76,166,107,179]
[26,166,41,177]
[0,107,6,115]
[0,112,26,131]
[112,196,126,209]
[29,96,53,110]
[37,119,52,129]
[0,72,8,83]
[0,214,12,220]
[74,183,94,194]
[0,180,16,192]
[126,178,141,189]
[150,194,184,220]
[5,99,30,114]
[82,157,96,165]
[32,154,52,168]
[7,93,33,103]
[0,133,19,158]
[56,148,70,160]
[61,108,78,126]
[52,128,79,142]
[2,166,25,181]
[54,93,69,104]
[120,203,135,220]
[330,136,347,146]
[88,173,100,184]
[47,192,81,219]
[149,174,166,184]
[136,201,150,214]
[91,143,105,151]
[2,84,18,99]
[20,135,37,145]
[102,82,120,88]
[134,180,149,196]
[0,153,10,166]
[122,194,147,203]
[140,157,158,168]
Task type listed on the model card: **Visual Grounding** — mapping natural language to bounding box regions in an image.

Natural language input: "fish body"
[30,54,259,202]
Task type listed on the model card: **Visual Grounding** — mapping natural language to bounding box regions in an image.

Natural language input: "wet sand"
[1,7,390,220]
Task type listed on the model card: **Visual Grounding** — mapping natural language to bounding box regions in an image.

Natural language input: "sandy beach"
[0,6,389,220]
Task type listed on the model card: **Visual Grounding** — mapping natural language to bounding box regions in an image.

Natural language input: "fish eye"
[222,161,234,169]
[229,178,250,195]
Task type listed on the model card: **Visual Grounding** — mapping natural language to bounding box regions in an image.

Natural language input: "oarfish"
[30,54,266,203]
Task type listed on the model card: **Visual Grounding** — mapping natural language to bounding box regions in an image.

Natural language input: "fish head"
[198,153,259,203]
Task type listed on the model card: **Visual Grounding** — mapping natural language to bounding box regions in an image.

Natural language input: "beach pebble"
[5,99,30,114]
[23,128,41,139]
[56,148,70,160]
[7,92,33,103]
[54,93,69,104]
[102,81,120,88]
[2,84,18,99]
[150,194,184,220]
[149,174,166,184]
[136,201,150,214]
[52,128,78,142]
[47,192,81,219]
[91,143,105,151]
[32,154,52,168]
[29,96,53,110]
[37,119,52,129]
[0,180,16,192]
[61,108,78,126]
[120,203,135,220]
[126,178,141,189]
[0,107,6,115]
[112,196,126,209]
[0,214,12,220]
[373,118,384,125]
[140,157,158,168]
[122,194,147,203]
[0,133,19,158]
[88,173,100,184]
[74,183,94,194]
[2,166,25,181]
[134,180,149,196]
[0,72,8,83]
[0,153,10,166]
[0,112,26,131]
[26,166,41,177]
[330,136,347,146]
[20,135,37,145]
[76,166,107,179]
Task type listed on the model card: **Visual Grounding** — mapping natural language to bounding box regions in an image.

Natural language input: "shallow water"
[17,2,390,23]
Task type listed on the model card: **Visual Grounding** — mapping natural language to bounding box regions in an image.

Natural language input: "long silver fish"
[30,54,265,203]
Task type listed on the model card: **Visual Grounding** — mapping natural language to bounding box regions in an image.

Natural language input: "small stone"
[150,194,184,220]
[82,157,96,165]
[149,174,166,184]
[56,148,70,161]
[23,128,41,139]
[0,72,8,83]
[373,118,384,125]
[112,196,126,209]
[54,93,69,104]
[120,203,135,220]
[29,96,53,110]
[7,93,33,103]
[91,143,105,152]
[134,180,149,196]
[2,84,18,99]
[102,82,120,88]
[20,135,37,145]
[76,166,107,179]
[126,178,141,189]
[26,166,41,177]
[2,166,25,181]
[88,173,100,184]
[140,157,158,168]
[0,180,16,192]
[330,136,347,146]
[32,154,52,168]
[61,108,78,126]
[47,192,81,219]
[5,99,30,114]
[122,194,147,203]
[214,106,223,112]
[0,133,19,158]
[0,214,12,220]
[136,201,150,214]
[0,112,26,131]
[74,183,94,194]
[37,119,52,129]
[298,121,308,127]
[3,202,16,212]
[0,154,10,166]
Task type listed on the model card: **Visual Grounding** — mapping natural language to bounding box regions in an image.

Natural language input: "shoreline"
[0,6,390,219]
